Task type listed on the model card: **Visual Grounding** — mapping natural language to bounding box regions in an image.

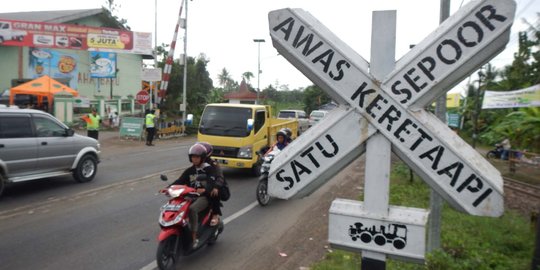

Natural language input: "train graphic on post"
[348,222,408,250]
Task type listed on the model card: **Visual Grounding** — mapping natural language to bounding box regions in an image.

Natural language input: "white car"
[309,110,329,127]
[277,109,309,135]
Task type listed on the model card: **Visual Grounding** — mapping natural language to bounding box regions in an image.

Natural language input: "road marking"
[140,201,259,270]
[223,201,258,225]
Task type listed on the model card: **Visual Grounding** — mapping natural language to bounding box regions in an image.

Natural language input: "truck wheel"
[252,160,262,177]
[73,154,98,183]
[0,37,4,43]
[0,174,5,198]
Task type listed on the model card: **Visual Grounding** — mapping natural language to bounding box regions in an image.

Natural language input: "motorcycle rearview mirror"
[160,174,168,181]
[186,114,193,125]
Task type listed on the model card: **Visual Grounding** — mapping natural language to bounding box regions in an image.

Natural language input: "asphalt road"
[0,133,351,270]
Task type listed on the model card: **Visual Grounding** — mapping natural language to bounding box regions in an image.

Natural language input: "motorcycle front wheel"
[486,151,496,159]
[156,235,180,270]
[256,179,270,206]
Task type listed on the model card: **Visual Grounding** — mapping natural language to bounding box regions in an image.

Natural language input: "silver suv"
[0,107,100,197]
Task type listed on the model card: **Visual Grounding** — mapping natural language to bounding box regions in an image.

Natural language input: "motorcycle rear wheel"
[156,235,179,270]
[256,179,270,206]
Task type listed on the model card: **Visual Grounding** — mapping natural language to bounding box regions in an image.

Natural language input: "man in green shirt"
[84,108,101,140]
[145,109,156,146]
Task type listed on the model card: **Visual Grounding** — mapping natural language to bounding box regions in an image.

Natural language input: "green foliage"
[311,162,535,270]
[303,85,331,113]
[160,54,213,120]
[459,16,539,152]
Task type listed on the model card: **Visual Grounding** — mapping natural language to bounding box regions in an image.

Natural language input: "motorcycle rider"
[265,129,289,155]
[171,143,218,248]
[196,142,225,226]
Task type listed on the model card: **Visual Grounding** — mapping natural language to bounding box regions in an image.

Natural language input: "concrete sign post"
[267,0,515,264]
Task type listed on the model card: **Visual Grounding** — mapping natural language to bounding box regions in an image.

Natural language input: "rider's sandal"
[210,215,220,226]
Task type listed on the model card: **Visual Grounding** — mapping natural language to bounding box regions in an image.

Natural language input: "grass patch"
[312,162,535,270]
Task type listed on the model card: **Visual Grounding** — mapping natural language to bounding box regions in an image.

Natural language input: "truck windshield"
[278,111,296,118]
[199,106,253,137]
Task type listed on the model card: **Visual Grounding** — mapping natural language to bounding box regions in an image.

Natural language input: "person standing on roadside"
[145,109,156,146]
[83,107,101,140]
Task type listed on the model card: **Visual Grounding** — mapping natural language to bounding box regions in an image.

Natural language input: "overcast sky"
[3,0,539,93]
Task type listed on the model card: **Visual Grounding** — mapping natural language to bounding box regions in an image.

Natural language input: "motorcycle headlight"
[238,145,253,159]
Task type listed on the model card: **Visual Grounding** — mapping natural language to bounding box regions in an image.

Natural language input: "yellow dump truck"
[197,103,297,175]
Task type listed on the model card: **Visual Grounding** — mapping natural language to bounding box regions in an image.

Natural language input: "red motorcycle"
[156,175,224,270]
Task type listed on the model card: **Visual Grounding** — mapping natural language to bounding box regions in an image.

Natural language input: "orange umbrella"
[9,75,79,105]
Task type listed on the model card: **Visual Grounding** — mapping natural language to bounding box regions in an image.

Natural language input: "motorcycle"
[486,144,504,159]
[256,148,280,206]
[156,174,224,270]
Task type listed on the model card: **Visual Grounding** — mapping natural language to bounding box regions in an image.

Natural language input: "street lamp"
[253,39,265,104]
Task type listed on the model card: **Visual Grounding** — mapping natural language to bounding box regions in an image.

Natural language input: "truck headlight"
[238,145,253,159]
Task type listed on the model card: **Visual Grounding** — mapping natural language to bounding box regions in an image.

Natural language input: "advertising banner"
[28,48,79,89]
[446,93,461,108]
[90,51,117,78]
[482,84,540,109]
[0,19,152,54]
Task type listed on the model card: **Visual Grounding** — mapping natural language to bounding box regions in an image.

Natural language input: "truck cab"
[198,103,297,175]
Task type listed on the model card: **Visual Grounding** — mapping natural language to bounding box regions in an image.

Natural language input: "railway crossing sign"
[267,0,515,217]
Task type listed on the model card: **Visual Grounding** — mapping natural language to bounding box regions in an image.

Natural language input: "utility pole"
[428,0,450,253]
[181,0,188,134]
[253,39,265,104]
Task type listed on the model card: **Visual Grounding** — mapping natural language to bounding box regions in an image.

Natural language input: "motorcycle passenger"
[171,143,218,248]
[196,142,225,226]
[282,127,293,143]
[265,130,289,155]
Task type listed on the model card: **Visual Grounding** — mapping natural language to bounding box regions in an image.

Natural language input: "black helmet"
[276,130,287,140]
[188,143,207,162]
[197,142,213,158]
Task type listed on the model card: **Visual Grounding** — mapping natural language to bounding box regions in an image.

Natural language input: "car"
[0,89,34,107]
[0,107,100,197]
[309,110,329,127]
[277,109,309,135]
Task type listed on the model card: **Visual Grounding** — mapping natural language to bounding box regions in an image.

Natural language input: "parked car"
[309,110,329,127]
[0,89,34,107]
[277,109,309,135]
[0,107,100,197]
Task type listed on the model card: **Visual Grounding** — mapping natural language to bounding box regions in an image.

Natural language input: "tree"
[303,85,331,113]
[474,14,540,151]
[217,68,236,92]
[161,54,214,120]
[103,0,130,29]
[242,71,254,84]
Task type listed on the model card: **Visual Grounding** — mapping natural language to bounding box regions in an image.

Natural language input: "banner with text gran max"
[268,0,516,217]
[0,18,152,54]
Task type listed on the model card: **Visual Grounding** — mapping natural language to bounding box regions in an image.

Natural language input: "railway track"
[503,176,540,200]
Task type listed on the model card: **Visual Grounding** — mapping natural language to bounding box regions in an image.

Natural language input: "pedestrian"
[500,137,511,160]
[83,107,101,140]
[145,109,156,146]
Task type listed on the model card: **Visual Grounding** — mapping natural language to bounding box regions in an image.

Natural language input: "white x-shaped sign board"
[267,0,515,217]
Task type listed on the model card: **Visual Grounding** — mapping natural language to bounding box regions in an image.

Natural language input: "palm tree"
[242,71,254,84]
[218,68,232,88]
